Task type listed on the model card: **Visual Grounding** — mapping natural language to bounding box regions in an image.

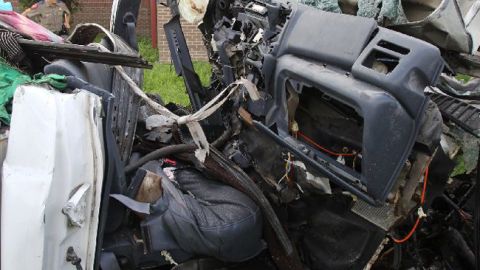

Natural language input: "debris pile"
[1,1,479,270]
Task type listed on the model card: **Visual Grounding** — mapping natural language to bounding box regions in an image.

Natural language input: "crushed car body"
[0,0,479,269]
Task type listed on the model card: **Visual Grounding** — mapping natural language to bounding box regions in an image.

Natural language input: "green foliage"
[451,155,467,177]
[143,62,211,107]
[19,0,80,13]
[138,38,211,107]
[138,37,159,64]
[456,74,471,83]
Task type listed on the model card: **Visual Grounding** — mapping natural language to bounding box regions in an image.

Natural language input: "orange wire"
[297,132,356,157]
[392,216,422,244]
[420,166,429,204]
[296,131,431,244]
[392,164,430,244]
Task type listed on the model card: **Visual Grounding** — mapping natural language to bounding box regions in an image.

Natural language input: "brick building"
[157,4,207,62]
[9,0,208,62]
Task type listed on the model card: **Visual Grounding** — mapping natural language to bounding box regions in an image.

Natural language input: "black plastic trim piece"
[164,16,205,111]
[429,92,480,138]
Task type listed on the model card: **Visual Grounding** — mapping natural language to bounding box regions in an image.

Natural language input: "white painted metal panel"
[1,86,104,270]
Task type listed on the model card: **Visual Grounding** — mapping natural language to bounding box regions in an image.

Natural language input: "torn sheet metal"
[438,74,480,98]
[390,0,480,54]
[62,183,91,228]
[1,85,104,270]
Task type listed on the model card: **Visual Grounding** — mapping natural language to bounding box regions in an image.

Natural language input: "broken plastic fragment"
[417,207,427,219]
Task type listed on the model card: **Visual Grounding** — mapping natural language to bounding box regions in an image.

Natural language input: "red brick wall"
[10,0,152,37]
[73,0,152,37]
[157,4,208,62]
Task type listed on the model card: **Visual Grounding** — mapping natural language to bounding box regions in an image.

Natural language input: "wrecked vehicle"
[0,0,479,269]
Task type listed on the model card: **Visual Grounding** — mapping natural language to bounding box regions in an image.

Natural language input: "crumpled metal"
[438,74,480,99]
[390,0,480,54]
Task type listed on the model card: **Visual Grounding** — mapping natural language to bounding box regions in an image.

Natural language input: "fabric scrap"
[0,1,12,11]
[0,60,30,123]
[0,28,23,64]
[0,61,67,124]
[0,11,63,43]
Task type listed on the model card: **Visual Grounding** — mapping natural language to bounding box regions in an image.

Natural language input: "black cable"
[393,242,402,270]
[124,126,232,174]
[124,144,196,173]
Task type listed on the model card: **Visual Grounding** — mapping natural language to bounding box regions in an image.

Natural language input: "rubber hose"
[124,144,196,173]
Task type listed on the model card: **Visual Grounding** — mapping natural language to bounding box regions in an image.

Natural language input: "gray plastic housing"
[265,5,444,203]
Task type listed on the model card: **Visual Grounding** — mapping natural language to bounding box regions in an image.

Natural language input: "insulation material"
[178,0,208,24]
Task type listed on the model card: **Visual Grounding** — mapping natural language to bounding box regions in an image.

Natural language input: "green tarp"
[0,61,66,124]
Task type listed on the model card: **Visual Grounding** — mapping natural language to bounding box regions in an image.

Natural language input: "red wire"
[297,132,356,157]
[392,216,422,244]
[392,164,430,244]
[296,130,430,244]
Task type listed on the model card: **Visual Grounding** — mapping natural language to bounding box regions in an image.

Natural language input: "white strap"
[93,42,259,161]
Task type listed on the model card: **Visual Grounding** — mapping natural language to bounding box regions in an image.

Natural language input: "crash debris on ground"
[0,0,480,269]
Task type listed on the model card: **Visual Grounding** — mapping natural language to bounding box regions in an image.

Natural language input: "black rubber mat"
[429,93,480,137]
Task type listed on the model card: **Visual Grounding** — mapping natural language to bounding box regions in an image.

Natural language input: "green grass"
[456,74,471,83]
[138,38,211,106]
[138,37,159,63]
